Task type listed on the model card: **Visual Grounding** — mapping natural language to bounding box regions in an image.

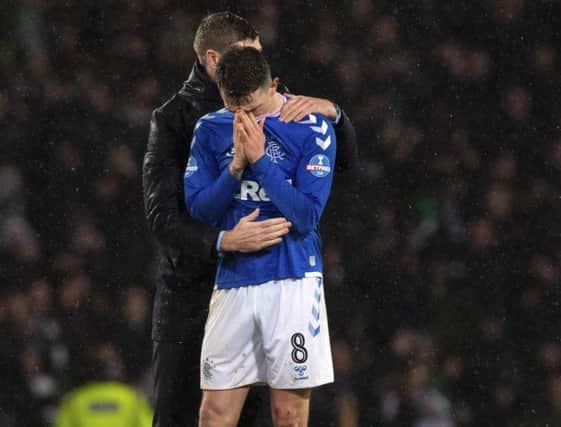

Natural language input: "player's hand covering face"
[229,112,249,179]
[237,111,266,164]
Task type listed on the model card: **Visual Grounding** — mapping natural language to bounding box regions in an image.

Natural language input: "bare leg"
[270,388,312,427]
[199,387,250,427]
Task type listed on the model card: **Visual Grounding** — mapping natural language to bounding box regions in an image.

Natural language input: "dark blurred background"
[1,0,561,425]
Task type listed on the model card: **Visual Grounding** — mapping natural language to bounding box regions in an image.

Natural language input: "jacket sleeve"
[183,122,240,227]
[251,122,336,234]
[143,103,219,259]
[333,107,358,171]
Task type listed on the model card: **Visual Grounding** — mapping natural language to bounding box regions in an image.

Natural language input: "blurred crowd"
[1,0,561,425]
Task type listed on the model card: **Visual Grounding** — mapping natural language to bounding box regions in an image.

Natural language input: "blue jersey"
[184,107,336,289]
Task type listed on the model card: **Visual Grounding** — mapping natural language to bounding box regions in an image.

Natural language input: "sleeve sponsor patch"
[185,156,198,177]
[305,154,331,178]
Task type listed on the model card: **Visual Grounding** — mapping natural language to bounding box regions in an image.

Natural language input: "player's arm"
[239,111,336,234]
[183,121,242,227]
[279,94,357,171]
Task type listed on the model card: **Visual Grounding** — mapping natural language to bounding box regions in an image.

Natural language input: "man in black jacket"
[143,12,357,427]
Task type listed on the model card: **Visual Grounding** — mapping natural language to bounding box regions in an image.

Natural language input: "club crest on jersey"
[306,154,331,178]
[265,140,285,163]
[185,156,198,177]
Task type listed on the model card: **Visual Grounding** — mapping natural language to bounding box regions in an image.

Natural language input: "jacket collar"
[183,61,222,103]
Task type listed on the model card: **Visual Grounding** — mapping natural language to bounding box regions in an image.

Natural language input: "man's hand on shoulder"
[220,208,292,253]
[279,94,338,123]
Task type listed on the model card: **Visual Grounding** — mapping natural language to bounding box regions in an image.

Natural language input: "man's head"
[194,12,261,81]
[215,46,278,116]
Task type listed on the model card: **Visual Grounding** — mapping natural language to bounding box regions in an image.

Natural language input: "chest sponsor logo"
[234,179,292,202]
[236,180,271,202]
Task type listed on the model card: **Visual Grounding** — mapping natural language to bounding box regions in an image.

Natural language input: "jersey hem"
[214,271,323,289]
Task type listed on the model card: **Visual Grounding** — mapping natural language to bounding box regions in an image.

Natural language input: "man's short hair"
[215,47,271,107]
[194,12,258,65]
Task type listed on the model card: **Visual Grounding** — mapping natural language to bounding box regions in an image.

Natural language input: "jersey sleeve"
[251,122,336,234]
[183,122,240,227]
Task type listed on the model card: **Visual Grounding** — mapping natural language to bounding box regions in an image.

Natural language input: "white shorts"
[200,276,334,390]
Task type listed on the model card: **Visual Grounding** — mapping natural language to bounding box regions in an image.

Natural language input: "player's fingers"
[233,113,239,131]
[233,127,239,147]
[239,111,256,132]
[237,109,249,126]
[234,122,244,146]
[238,123,250,141]
[234,111,244,127]
[244,114,261,137]
[246,111,260,131]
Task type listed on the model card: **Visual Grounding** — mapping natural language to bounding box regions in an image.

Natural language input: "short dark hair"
[215,47,271,106]
[194,12,258,65]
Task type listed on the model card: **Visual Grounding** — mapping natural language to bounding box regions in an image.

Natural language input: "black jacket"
[143,62,357,341]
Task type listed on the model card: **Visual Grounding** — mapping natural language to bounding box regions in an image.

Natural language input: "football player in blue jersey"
[144,11,356,427]
[184,47,336,427]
